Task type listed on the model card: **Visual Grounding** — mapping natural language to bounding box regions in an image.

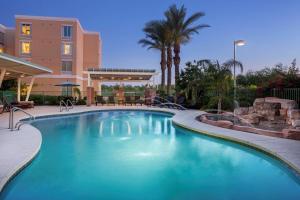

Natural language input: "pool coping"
[0,126,42,192]
[1,106,300,193]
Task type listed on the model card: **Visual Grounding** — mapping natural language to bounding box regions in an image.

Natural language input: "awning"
[85,68,157,82]
[0,53,53,101]
[0,53,52,80]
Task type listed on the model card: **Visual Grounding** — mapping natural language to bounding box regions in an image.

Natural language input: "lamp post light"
[233,39,246,113]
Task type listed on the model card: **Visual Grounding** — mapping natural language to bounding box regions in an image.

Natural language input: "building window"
[62,61,72,73]
[21,23,31,35]
[21,41,31,54]
[0,47,3,53]
[0,32,4,45]
[62,25,72,38]
[62,43,72,55]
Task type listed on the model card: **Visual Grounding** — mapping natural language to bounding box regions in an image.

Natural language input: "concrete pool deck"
[0,105,300,192]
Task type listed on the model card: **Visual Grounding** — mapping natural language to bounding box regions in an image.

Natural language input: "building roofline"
[0,24,6,29]
[15,15,100,37]
[15,15,79,23]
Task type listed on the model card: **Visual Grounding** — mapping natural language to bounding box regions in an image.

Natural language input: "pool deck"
[0,105,300,192]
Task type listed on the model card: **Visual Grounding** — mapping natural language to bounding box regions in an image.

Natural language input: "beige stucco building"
[0,15,101,95]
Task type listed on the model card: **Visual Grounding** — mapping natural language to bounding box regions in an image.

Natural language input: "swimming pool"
[1,110,300,199]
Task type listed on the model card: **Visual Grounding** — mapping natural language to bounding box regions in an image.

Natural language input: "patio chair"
[13,101,34,109]
[95,96,106,106]
[125,96,133,106]
[1,96,13,113]
[108,96,116,105]
[135,96,144,106]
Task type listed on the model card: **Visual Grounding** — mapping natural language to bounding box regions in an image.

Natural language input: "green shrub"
[76,99,86,105]
[29,94,59,105]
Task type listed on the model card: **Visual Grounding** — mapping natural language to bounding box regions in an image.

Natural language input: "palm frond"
[223,59,244,72]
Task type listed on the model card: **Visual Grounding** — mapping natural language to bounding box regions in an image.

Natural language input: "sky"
[1,0,300,75]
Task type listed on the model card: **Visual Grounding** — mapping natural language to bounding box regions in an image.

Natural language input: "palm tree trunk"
[173,43,181,86]
[166,45,172,95]
[160,47,166,91]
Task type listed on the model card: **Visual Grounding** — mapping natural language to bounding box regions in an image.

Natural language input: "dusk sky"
[1,0,300,75]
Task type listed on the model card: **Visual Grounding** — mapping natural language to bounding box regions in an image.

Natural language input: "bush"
[76,99,86,105]
[29,94,59,105]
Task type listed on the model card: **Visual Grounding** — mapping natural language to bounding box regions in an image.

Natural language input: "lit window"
[21,41,31,54]
[62,25,72,38]
[21,24,31,35]
[62,61,72,73]
[62,43,72,55]
[0,47,3,53]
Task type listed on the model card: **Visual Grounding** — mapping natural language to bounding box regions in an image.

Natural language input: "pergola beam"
[25,77,35,101]
[17,78,21,102]
[0,68,6,88]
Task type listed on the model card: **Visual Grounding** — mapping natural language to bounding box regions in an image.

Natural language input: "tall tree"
[165,4,209,87]
[139,20,167,91]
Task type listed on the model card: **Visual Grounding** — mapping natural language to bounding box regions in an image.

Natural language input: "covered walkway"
[0,53,52,102]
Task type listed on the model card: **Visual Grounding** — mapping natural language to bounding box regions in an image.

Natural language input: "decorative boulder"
[282,129,300,140]
[265,97,297,110]
[241,114,262,124]
[288,109,300,120]
[216,120,233,129]
[292,119,300,128]
[234,107,249,115]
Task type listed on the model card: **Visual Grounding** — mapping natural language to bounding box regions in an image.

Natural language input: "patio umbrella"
[55,81,80,97]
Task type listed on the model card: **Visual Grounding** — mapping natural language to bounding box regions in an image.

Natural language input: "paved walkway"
[0,105,300,192]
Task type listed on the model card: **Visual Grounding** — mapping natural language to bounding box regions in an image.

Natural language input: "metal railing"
[272,88,300,106]
[9,107,35,131]
[144,97,187,110]
[59,99,74,112]
[66,99,74,109]
[59,100,69,112]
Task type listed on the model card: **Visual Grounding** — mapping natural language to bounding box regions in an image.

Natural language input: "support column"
[17,78,21,102]
[88,73,91,87]
[0,68,6,88]
[25,77,35,101]
[97,82,102,95]
[87,86,94,106]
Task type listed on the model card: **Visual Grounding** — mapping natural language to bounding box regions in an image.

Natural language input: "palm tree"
[207,61,232,113]
[164,4,209,87]
[139,20,167,91]
[223,59,244,73]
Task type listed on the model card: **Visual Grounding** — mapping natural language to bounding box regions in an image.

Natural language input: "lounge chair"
[125,96,135,106]
[1,96,14,113]
[108,96,116,105]
[95,96,106,106]
[135,96,143,106]
[13,101,34,109]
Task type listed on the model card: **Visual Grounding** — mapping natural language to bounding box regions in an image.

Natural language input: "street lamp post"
[233,40,246,113]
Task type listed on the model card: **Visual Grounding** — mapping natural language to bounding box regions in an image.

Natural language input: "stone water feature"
[199,97,300,140]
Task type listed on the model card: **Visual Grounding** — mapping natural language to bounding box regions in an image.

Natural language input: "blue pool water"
[1,110,300,200]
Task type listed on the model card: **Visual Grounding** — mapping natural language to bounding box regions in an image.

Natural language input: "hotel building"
[0,15,102,95]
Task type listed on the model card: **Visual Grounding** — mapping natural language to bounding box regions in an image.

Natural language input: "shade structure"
[0,52,52,101]
[85,68,157,83]
[0,53,52,80]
